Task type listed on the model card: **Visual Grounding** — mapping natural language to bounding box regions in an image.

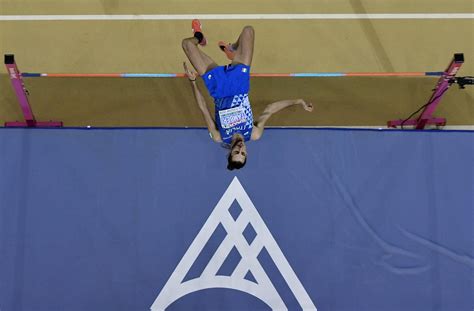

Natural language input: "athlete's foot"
[192,19,207,46]
[218,41,235,60]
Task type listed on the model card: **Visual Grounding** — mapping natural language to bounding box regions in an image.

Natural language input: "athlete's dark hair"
[227,153,247,171]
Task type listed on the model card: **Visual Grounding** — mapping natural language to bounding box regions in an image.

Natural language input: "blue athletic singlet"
[202,64,253,145]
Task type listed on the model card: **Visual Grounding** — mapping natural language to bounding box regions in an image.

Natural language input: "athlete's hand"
[183,62,197,81]
[297,99,313,112]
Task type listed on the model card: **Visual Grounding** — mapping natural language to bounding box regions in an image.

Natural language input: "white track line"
[0,14,473,21]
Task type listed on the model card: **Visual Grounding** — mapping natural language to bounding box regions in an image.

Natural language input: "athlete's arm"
[251,99,313,140]
[184,62,222,143]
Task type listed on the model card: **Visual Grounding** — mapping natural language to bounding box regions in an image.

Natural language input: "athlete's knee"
[242,25,255,37]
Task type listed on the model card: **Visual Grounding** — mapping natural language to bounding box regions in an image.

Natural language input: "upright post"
[387,53,464,129]
[4,54,62,127]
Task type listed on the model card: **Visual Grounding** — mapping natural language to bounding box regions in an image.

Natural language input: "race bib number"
[219,106,247,129]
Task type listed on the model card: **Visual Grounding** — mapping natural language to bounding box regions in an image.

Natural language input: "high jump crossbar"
[20,72,443,78]
[4,54,465,128]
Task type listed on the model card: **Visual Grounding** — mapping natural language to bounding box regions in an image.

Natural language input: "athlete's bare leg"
[231,26,255,66]
[182,37,218,76]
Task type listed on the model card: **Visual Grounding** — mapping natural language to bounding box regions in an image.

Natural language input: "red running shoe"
[191,19,207,46]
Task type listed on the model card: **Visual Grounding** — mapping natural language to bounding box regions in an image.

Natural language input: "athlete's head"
[227,136,247,170]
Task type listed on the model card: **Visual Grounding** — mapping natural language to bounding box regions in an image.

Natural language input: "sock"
[194,32,204,44]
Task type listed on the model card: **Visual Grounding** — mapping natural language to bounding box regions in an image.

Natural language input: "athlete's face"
[230,140,247,164]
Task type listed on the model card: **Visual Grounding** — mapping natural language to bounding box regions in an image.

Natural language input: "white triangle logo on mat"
[150,177,317,310]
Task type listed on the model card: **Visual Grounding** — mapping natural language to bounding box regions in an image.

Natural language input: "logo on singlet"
[150,177,317,310]
[219,106,248,129]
